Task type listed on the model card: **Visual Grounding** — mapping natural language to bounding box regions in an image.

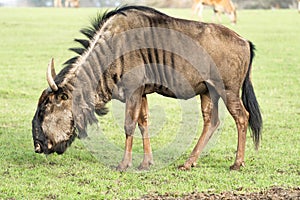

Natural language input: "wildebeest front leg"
[116,135,133,171]
[137,95,153,170]
[179,93,220,170]
[116,90,143,171]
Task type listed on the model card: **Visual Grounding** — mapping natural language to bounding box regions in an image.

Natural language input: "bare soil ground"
[139,187,300,200]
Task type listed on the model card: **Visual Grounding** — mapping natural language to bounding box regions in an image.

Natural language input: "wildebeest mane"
[55,5,168,138]
[63,8,121,66]
[64,5,167,67]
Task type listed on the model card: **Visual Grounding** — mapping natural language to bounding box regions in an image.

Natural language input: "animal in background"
[53,0,79,8]
[193,0,237,24]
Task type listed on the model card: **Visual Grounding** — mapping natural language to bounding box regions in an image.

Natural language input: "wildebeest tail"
[242,41,262,150]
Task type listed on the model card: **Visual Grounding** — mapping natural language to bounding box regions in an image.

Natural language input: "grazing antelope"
[32,6,262,171]
[193,0,237,24]
[53,0,79,8]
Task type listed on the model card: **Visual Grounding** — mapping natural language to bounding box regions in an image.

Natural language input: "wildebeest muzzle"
[32,111,76,155]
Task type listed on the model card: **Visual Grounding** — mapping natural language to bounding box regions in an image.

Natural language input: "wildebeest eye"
[59,93,68,100]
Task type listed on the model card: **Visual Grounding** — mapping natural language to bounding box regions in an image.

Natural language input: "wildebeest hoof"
[116,162,131,172]
[178,164,191,171]
[137,164,150,171]
[178,160,197,170]
[230,161,245,171]
[138,161,153,171]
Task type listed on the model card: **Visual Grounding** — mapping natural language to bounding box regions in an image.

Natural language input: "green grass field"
[0,7,299,199]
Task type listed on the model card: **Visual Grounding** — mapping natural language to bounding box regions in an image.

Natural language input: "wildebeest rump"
[32,6,262,171]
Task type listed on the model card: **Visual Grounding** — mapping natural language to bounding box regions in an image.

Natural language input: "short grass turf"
[0,7,299,199]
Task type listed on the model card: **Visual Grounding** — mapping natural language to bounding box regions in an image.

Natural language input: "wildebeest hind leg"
[179,92,220,170]
[224,91,249,170]
[137,95,154,170]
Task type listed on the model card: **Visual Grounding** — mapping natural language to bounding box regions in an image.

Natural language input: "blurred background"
[0,0,298,9]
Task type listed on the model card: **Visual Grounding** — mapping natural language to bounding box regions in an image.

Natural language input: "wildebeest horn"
[47,58,58,91]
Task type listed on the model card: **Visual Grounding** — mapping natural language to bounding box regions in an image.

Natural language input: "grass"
[0,7,299,199]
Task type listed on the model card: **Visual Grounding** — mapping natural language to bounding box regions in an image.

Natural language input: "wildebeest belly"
[144,82,207,99]
[112,75,208,102]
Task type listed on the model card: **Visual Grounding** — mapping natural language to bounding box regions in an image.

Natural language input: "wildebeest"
[32,6,262,171]
[193,0,237,24]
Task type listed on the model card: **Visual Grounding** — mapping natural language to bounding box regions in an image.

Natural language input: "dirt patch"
[139,187,300,200]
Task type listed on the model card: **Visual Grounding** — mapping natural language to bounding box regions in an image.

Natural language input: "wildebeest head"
[32,58,76,155]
